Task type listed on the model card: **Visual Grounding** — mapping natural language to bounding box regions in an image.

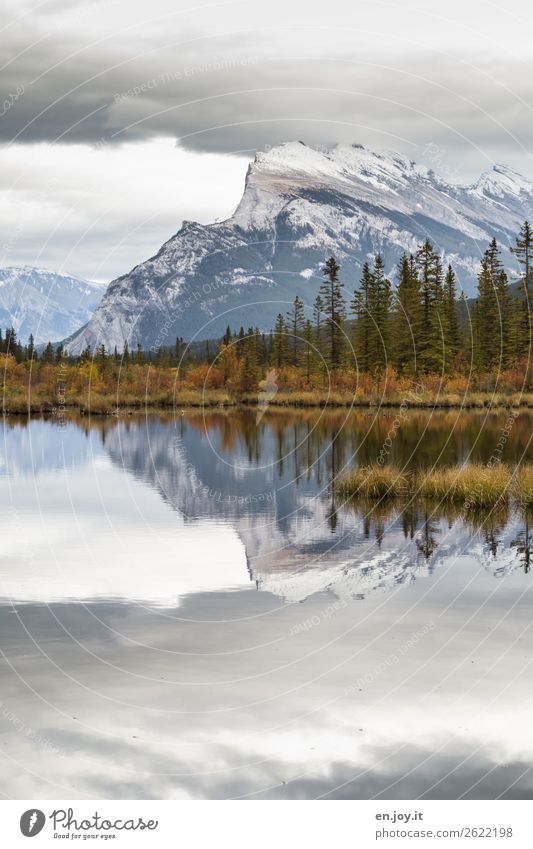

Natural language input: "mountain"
[0,266,104,344]
[66,142,533,354]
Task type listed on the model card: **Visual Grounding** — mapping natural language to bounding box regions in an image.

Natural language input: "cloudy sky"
[1,0,533,282]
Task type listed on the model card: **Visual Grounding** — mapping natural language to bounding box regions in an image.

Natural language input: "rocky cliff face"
[66,142,533,353]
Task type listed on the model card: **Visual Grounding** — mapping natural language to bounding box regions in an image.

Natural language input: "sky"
[1,0,533,282]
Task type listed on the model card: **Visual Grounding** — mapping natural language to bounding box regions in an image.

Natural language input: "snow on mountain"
[66,142,533,354]
[99,416,526,605]
[0,266,104,344]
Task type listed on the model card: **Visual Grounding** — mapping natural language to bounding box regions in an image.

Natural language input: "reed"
[336,464,410,499]
[416,463,512,508]
[514,465,533,508]
[337,462,518,509]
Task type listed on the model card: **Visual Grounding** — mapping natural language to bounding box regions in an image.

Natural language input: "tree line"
[215,221,532,380]
[2,221,532,388]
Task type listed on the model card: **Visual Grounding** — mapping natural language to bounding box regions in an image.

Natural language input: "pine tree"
[367,254,392,373]
[473,239,511,370]
[512,220,533,298]
[217,341,238,385]
[351,262,372,372]
[392,254,421,375]
[273,313,288,368]
[238,331,259,392]
[319,256,346,369]
[236,326,246,360]
[27,333,35,362]
[313,294,324,344]
[286,295,305,365]
[302,318,314,383]
[511,221,533,362]
[42,341,55,364]
[416,239,444,373]
[443,264,460,370]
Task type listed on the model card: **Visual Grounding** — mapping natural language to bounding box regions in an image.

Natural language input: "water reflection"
[1,411,533,800]
[99,410,533,601]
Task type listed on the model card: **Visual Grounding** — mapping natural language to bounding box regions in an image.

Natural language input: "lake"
[1,408,532,799]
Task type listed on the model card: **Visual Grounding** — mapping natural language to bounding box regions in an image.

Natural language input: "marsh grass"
[336,464,411,499]
[417,463,512,508]
[337,462,524,509]
[514,465,533,508]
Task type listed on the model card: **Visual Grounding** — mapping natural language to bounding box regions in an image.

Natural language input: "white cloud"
[0,139,248,281]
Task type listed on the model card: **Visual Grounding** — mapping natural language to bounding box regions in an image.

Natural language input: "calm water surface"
[1,409,533,799]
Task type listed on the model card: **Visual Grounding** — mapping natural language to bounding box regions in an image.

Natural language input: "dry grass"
[514,465,533,508]
[336,464,410,499]
[337,462,526,509]
[416,463,512,508]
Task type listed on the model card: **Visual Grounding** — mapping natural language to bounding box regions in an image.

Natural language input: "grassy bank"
[337,462,532,509]
[4,386,533,415]
[2,355,533,414]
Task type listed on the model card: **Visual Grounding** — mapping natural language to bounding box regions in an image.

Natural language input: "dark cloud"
[2,19,533,180]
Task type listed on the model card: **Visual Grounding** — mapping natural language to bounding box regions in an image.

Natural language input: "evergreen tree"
[351,262,372,372]
[512,220,533,297]
[416,239,444,373]
[273,313,288,368]
[319,256,346,369]
[42,341,55,364]
[473,239,511,369]
[286,295,305,365]
[443,264,460,370]
[313,294,324,346]
[302,318,314,382]
[511,221,533,362]
[238,330,259,392]
[392,254,421,375]
[367,254,392,372]
[236,326,246,360]
[27,333,35,362]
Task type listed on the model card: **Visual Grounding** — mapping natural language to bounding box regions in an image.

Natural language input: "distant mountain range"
[0,266,103,344]
[46,142,533,353]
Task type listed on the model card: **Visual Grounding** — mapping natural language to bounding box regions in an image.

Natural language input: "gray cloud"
[2,0,533,279]
[2,12,533,180]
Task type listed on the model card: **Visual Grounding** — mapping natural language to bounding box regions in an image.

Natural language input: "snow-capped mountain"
[99,415,526,605]
[66,142,533,353]
[0,266,104,344]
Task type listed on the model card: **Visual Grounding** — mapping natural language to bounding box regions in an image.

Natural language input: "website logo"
[20,809,46,837]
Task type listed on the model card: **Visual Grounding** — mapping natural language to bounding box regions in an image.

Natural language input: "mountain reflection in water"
[1,410,532,800]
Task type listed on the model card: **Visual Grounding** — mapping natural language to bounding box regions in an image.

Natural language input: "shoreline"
[3,393,533,416]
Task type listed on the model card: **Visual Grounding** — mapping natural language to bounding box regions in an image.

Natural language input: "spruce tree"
[42,341,55,364]
[473,239,511,370]
[444,264,460,370]
[302,319,314,383]
[313,294,324,345]
[367,254,392,373]
[27,333,35,362]
[416,239,444,373]
[319,256,346,369]
[351,262,372,372]
[273,313,288,369]
[511,221,533,362]
[286,295,305,366]
[393,254,421,375]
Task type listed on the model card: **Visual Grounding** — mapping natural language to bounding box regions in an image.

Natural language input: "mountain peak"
[472,163,533,198]
[66,141,533,354]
